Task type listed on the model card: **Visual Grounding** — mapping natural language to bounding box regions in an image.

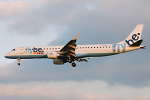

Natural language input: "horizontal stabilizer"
[140,45,146,49]
[130,40,143,46]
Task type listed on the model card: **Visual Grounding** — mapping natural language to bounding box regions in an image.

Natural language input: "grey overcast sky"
[0,0,150,100]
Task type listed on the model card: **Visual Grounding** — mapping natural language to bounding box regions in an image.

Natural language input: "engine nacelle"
[47,52,60,59]
[53,59,64,65]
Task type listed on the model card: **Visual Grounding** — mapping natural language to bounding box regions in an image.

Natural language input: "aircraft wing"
[59,32,80,58]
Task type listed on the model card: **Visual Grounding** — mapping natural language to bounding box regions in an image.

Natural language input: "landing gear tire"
[17,63,20,65]
[72,63,76,67]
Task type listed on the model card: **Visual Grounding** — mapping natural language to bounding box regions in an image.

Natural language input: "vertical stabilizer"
[118,24,144,46]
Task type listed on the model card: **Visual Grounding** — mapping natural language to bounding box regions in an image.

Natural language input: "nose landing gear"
[17,58,21,66]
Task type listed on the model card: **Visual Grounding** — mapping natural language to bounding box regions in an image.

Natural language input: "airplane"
[5,24,146,67]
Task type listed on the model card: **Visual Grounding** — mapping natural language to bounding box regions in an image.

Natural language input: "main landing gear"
[69,58,76,67]
[70,58,89,67]
[72,62,76,67]
[17,58,21,66]
[68,58,76,67]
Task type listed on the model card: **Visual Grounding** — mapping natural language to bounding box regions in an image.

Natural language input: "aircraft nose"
[4,53,10,58]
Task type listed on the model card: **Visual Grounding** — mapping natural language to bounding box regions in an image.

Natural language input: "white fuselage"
[5,44,142,59]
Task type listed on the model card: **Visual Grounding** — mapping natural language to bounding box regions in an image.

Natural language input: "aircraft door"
[20,47,25,54]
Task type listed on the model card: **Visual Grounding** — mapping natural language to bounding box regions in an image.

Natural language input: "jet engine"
[47,52,60,59]
[53,59,64,65]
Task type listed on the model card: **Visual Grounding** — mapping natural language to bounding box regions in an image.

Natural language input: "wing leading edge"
[60,32,80,59]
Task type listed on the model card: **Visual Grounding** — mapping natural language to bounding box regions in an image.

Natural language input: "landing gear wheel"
[17,58,21,66]
[17,63,20,65]
[72,63,76,67]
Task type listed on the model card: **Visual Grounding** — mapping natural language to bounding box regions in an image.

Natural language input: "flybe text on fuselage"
[112,43,126,53]
[25,47,44,54]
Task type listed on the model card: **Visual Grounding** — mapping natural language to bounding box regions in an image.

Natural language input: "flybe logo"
[125,33,140,45]
[25,47,44,54]
[113,43,126,53]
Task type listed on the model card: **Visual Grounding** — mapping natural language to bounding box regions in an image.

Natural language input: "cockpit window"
[12,49,15,51]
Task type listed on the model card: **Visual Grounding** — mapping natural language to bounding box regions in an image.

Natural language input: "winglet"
[73,32,80,40]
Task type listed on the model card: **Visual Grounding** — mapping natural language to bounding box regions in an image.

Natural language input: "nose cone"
[4,53,10,58]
